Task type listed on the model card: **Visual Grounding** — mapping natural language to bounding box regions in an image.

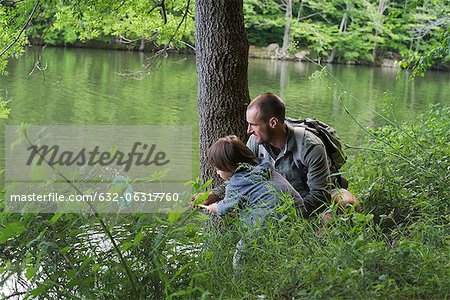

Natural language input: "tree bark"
[280,0,293,59]
[195,0,250,184]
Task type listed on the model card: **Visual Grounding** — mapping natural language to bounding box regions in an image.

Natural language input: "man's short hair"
[248,93,285,122]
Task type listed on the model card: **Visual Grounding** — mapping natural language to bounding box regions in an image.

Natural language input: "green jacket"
[246,124,331,216]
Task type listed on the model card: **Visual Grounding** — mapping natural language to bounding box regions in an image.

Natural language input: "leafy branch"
[20,126,140,297]
[149,0,167,24]
[0,0,40,59]
[119,0,192,79]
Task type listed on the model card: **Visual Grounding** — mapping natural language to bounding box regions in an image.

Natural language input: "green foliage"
[401,29,450,77]
[243,0,450,67]
[244,0,285,46]
[0,207,204,298]
[191,107,450,299]
[395,0,450,76]
[0,2,32,75]
[347,105,449,226]
[0,0,195,74]
[38,0,195,47]
[1,108,449,298]
[0,97,10,119]
[195,204,449,299]
[291,21,334,57]
[1,0,449,73]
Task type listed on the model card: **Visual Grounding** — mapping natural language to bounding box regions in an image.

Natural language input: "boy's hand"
[190,193,202,208]
[206,203,218,214]
[322,211,333,222]
[203,192,219,205]
[191,192,219,207]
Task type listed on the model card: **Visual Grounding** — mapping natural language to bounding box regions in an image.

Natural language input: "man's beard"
[256,127,274,145]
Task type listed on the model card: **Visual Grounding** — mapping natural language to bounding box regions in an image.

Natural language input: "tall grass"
[191,106,450,299]
[1,106,449,299]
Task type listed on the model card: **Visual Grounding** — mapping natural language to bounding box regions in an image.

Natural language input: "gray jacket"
[216,160,305,227]
[246,124,330,216]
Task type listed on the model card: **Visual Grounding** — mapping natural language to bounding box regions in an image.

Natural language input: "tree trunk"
[372,32,378,62]
[280,0,293,59]
[328,11,348,63]
[372,0,388,62]
[138,37,145,51]
[195,0,250,184]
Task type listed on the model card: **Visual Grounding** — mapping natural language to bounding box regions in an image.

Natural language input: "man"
[245,93,331,216]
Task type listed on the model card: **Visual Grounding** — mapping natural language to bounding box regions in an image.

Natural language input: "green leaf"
[25,266,36,280]
[63,28,78,43]
[133,231,145,245]
[67,269,77,279]
[93,263,100,272]
[193,191,210,205]
[167,212,181,223]
[48,213,63,226]
[60,246,72,254]
[30,283,47,296]
[120,241,133,252]
[0,222,26,244]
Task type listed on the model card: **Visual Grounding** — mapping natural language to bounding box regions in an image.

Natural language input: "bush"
[192,106,450,299]
[347,105,449,227]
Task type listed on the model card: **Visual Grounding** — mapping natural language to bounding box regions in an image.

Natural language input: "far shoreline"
[25,39,450,71]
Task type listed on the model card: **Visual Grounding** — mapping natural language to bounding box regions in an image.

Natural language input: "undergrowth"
[191,106,450,299]
[1,106,449,299]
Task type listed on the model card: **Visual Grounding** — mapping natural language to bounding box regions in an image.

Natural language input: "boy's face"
[216,168,233,181]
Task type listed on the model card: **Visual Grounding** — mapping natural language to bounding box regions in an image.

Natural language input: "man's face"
[246,107,271,144]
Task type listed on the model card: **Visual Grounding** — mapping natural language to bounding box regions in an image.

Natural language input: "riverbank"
[29,39,401,68]
[249,45,403,69]
[28,40,450,71]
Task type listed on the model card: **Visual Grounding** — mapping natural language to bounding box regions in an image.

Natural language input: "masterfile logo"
[5,125,192,213]
[26,142,170,172]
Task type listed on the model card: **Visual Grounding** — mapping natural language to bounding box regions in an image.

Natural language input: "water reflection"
[1,48,449,169]
[249,58,449,143]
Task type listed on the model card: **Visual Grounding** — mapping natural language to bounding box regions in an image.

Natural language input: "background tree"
[399,0,450,76]
[0,0,40,75]
[280,0,294,58]
[2,0,449,73]
[327,0,352,63]
[0,0,196,58]
[244,0,284,46]
[369,0,389,62]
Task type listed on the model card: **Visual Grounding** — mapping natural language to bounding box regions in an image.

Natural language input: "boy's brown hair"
[207,135,258,173]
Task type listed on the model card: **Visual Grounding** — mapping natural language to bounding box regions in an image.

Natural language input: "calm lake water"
[1,47,449,174]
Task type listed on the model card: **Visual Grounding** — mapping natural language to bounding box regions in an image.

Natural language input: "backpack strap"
[257,144,270,161]
[292,126,306,170]
[254,128,306,171]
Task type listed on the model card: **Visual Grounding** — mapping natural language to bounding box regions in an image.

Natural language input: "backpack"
[286,118,348,188]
